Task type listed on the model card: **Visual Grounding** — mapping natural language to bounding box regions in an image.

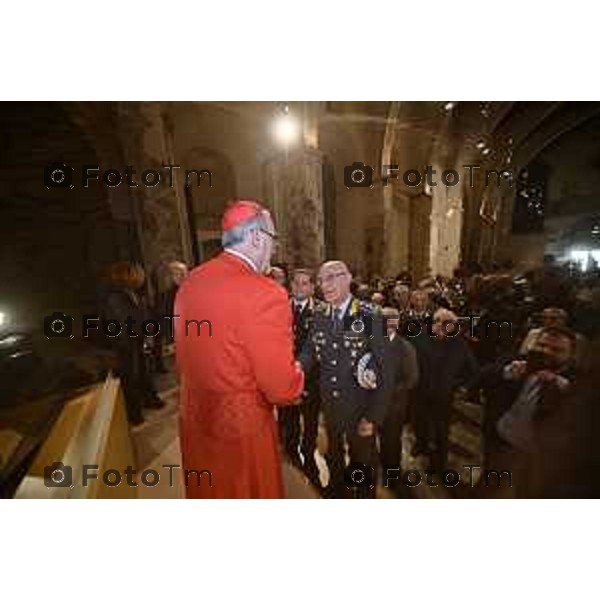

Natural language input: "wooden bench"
[14,373,136,499]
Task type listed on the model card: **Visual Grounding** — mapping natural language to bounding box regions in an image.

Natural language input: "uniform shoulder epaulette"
[313,298,327,312]
[353,298,376,316]
[316,301,331,317]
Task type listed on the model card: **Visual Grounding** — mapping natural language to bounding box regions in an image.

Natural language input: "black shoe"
[286,452,304,471]
[411,443,428,457]
[320,484,352,499]
[390,481,413,499]
[320,485,337,499]
[302,461,321,489]
[305,470,322,491]
[144,397,166,409]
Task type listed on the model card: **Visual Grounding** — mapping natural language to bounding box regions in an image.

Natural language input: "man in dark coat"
[278,268,322,487]
[411,308,479,472]
[152,261,189,373]
[379,306,419,494]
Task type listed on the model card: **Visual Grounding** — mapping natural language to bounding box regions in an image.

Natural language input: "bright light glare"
[571,250,591,271]
[0,312,6,326]
[0,334,19,346]
[273,114,299,147]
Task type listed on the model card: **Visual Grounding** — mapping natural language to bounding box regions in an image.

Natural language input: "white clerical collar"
[224,248,258,272]
[333,295,352,318]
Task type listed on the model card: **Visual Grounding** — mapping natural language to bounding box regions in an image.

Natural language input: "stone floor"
[131,361,484,500]
[131,364,323,499]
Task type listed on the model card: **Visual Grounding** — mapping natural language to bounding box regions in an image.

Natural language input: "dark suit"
[380,334,419,484]
[412,334,478,471]
[299,296,388,498]
[278,297,321,483]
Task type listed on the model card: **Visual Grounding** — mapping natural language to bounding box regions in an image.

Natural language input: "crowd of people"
[93,198,600,499]
[269,257,600,498]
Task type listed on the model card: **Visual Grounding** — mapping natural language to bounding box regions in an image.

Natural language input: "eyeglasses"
[317,272,348,286]
[258,228,279,241]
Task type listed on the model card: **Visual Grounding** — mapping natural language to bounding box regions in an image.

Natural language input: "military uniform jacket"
[298,296,389,427]
[291,296,321,396]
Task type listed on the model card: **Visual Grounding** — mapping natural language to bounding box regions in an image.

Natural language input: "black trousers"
[324,415,379,499]
[279,390,321,476]
[380,397,409,485]
[415,393,452,472]
[115,342,158,423]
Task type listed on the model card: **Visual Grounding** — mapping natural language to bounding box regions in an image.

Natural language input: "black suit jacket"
[382,334,419,409]
[291,297,320,394]
[411,334,479,402]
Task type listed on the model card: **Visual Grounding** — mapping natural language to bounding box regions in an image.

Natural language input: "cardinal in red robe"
[174,199,304,498]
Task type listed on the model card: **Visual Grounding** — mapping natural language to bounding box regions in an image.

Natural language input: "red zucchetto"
[221,198,266,232]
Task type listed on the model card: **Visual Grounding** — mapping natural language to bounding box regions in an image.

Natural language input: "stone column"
[429,182,464,278]
[382,185,411,277]
[475,183,509,266]
[263,146,326,270]
[115,102,190,282]
[492,185,518,263]
[409,192,433,282]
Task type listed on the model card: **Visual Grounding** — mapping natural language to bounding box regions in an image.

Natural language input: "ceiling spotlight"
[476,141,486,150]
[482,147,491,156]
[273,112,299,147]
[444,102,456,112]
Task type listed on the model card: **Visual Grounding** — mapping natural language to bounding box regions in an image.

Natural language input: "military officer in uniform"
[299,260,389,499]
[278,268,322,488]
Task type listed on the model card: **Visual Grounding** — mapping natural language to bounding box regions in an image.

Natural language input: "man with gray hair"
[298,260,388,498]
[392,283,410,314]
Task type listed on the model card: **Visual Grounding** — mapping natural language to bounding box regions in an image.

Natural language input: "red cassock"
[174,251,304,498]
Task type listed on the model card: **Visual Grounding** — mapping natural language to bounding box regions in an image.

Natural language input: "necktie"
[333,307,343,330]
